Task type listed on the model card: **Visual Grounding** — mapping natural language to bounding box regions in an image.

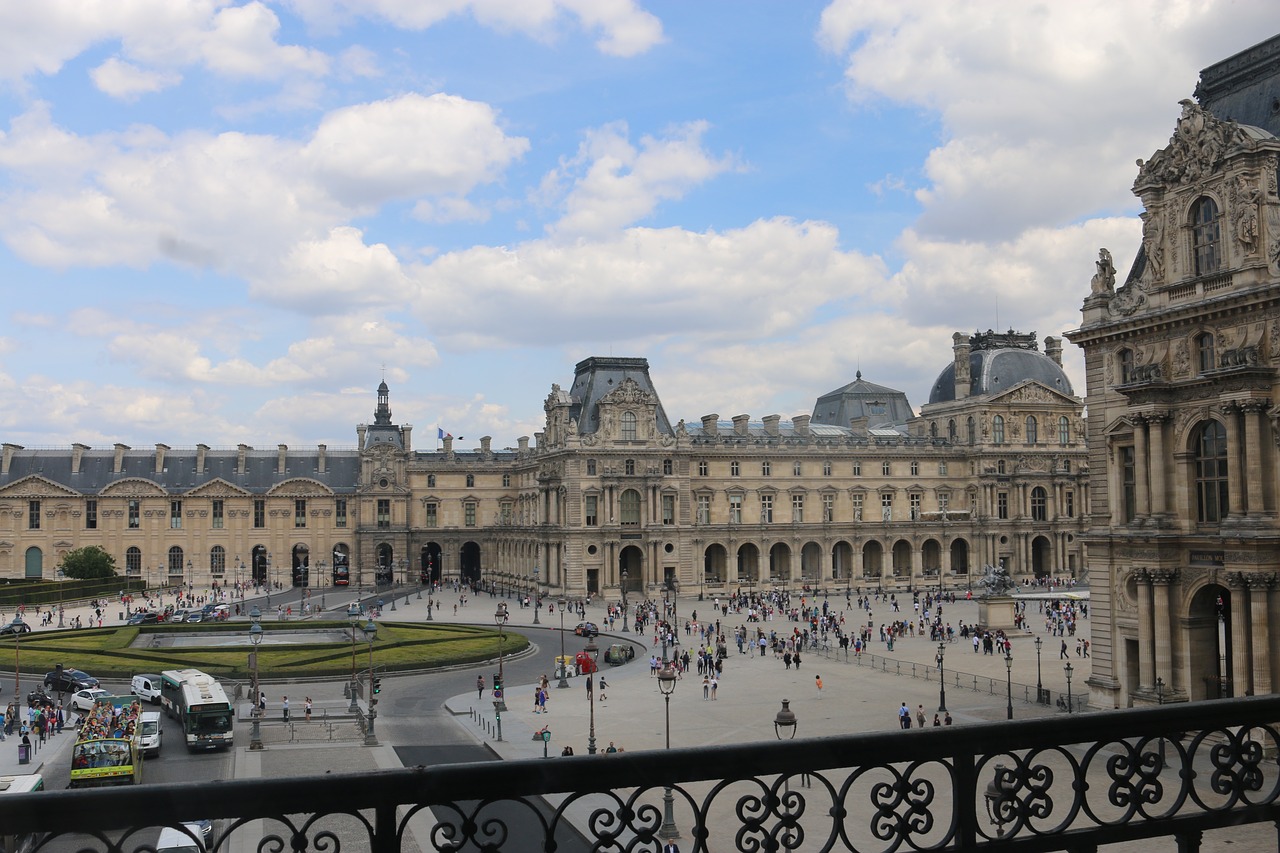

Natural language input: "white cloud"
[544,121,737,238]
[260,226,415,312]
[90,58,182,99]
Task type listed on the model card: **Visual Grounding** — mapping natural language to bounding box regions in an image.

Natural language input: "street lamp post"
[363,617,379,746]
[1064,662,1074,714]
[316,560,327,613]
[56,566,65,628]
[658,660,680,841]
[585,637,599,754]
[347,604,362,714]
[249,606,264,750]
[265,554,273,609]
[1004,646,1014,720]
[187,559,194,597]
[556,599,569,689]
[1034,636,1044,704]
[494,603,508,712]
[9,615,25,698]
[937,641,948,713]
[531,570,541,624]
[1155,675,1166,768]
[774,698,797,795]
[621,569,630,633]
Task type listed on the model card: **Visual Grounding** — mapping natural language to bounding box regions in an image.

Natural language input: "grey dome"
[929,347,1072,404]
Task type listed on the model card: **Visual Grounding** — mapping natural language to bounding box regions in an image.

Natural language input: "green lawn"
[2,621,527,681]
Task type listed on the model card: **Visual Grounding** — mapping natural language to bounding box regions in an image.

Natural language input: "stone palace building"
[0,340,1088,601]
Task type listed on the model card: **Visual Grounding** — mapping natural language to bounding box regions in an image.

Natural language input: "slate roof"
[567,357,674,436]
[928,347,1073,404]
[811,371,916,429]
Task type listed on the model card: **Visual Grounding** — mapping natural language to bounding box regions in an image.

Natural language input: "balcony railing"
[6,696,1280,852]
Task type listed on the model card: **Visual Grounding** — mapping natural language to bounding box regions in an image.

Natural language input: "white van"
[155,824,204,853]
[131,674,163,705]
[139,711,162,757]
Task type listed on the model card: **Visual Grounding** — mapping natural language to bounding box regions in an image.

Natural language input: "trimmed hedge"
[0,577,145,608]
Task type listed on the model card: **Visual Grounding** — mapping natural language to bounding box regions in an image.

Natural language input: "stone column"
[1135,570,1155,691]
[1133,415,1151,518]
[1221,403,1245,518]
[1228,573,1252,697]
[1150,569,1177,689]
[1148,411,1169,516]
[1242,401,1270,516]
[1248,573,1274,694]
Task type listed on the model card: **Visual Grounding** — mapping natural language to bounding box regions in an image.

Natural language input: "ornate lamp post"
[249,606,264,750]
[56,565,65,628]
[531,570,541,624]
[1155,675,1166,767]
[774,698,797,794]
[363,617,379,745]
[390,560,399,612]
[556,599,569,689]
[1064,662,1074,714]
[316,559,327,613]
[9,615,25,698]
[347,603,362,714]
[494,603,508,712]
[1034,635,1044,704]
[585,636,599,754]
[657,660,680,841]
[235,557,243,599]
[265,553,273,609]
[937,641,948,713]
[1004,645,1014,720]
[621,568,630,633]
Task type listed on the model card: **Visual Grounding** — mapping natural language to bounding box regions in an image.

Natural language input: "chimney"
[196,444,208,474]
[443,436,454,454]
[952,332,972,400]
[732,414,750,436]
[155,443,169,474]
[792,415,811,436]
[237,444,250,475]
[2,443,21,476]
[402,425,412,453]
[71,443,89,474]
[1045,335,1063,366]
[113,443,129,474]
[849,417,869,437]
[762,415,781,436]
[701,415,719,437]
[517,436,529,453]
[356,425,367,452]
[481,436,492,455]
[277,444,288,475]
[317,444,327,474]
[534,431,544,449]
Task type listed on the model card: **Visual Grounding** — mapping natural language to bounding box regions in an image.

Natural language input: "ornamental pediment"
[184,478,252,498]
[267,478,334,497]
[987,381,1077,407]
[599,377,656,408]
[0,475,84,499]
[99,478,168,497]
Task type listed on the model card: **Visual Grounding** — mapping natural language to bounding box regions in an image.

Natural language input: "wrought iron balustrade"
[5,696,1280,852]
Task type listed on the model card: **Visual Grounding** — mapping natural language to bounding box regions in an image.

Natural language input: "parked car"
[155,821,211,852]
[70,687,111,713]
[186,612,204,623]
[131,673,163,705]
[126,612,159,626]
[574,621,599,637]
[44,667,99,693]
[169,610,190,624]
[0,620,31,636]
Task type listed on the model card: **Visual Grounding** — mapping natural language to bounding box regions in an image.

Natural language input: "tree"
[61,546,117,580]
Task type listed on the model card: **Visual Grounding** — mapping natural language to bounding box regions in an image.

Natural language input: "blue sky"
[0,1,1274,450]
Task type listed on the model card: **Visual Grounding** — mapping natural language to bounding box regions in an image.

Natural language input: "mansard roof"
[566,356,674,436]
[811,371,916,429]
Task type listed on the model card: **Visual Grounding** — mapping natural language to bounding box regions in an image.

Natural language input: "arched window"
[1118,348,1133,384]
[126,546,142,575]
[466,473,475,488]
[1059,416,1070,446]
[620,489,641,526]
[1197,332,1216,373]
[621,411,638,440]
[948,420,957,442]
[1191,196,1221,276]
[168,545,184,572]
[992,415,1005,445]
[1031,487,1047,521]
[1195,421,1229,523]
[210,545,226,573]
[1025,416,1038,445]
[427,474,436,487]
[966,417,975,446]
[930,422,938,439]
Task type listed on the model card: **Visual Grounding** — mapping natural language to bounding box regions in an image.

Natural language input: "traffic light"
[493,671,503,699]
[372,677,382,695]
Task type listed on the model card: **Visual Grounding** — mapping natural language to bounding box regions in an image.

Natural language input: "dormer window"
[620,411,638,440]
[1191,196,1221,276]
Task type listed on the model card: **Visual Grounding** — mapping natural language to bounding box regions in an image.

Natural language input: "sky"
[0,1,1275,451]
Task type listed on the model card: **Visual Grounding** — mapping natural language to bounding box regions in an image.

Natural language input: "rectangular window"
[882,461,891,476]
[464,501,476,527]
[880,494,893,521]
[502,474,511,487]
[852,493,864,521]
[662,494,675,525]
[254,499,265,529]
[823,461,832,476]
[852,461,861,476]
[663,459,673,476]
[1066,491,1075,517]
[791,494,804,523]
[697,495,711,525]
[939,493,950,514]
[731,461,740,477]
[909,493,921,520]
[760,494,774,523]
[500,502,513,524]
[910,461,919,476]
[295,499,307,528]
[585,495,598,527]
[170,500,182,530]
[698,460,709,476]
[586,459,597,476]
[336,499,348,528]
[762,460,771,477]
[939,462,949,476]
[425,502,438,527]
[625,459,636,476]
[211,499,224,529]
[28,500,40,530]
[377,499,391,528]
[729,494,743,524]
[1120,446,1136,523]
[128,499,140,529]
[997,492,1009,520]
[793,461,802,477]
[822,494,834,522]
[85,499,97,530]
